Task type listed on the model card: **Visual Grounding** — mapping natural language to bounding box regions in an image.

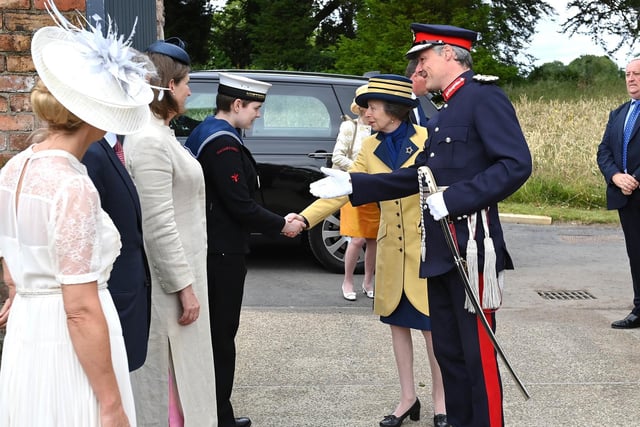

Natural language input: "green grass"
[500,201,618,224]
[507,176,606,209]
[504,78,626,101]
[497,79,629,224]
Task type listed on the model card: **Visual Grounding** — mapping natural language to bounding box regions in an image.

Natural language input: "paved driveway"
[234,223,639,426]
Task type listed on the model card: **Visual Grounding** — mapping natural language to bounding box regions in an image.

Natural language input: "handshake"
[282,213,307,238]
[279,167,354,238]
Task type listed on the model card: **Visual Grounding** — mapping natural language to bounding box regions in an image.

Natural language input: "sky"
[208,0,635,69]
[523,0,634,69]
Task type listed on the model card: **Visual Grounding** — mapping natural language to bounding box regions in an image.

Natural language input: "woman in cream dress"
[124,39,217,426]
[332,85,380,301]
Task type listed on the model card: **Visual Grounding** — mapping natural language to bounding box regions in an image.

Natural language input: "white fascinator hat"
[31,1,154,135]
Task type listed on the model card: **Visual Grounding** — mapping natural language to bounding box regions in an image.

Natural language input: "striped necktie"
[622,100,640,172]
[114,139,125,165]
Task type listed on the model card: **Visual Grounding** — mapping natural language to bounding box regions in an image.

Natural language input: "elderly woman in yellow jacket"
[298,75,447,427]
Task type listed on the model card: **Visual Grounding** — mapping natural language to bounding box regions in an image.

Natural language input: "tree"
[246,0,316,69]
[210,0,362,71]
[163,0,214,67]
[209,0,252,68]
[528,60,576,81]
[333,0,552,81]
[314,0,363,49]
[527,55,621,87]
[205,0,552,78]
[561,1,640,57]
[566,54,623,86]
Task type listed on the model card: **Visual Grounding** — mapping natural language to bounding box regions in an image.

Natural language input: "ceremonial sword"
[418,166,531,400]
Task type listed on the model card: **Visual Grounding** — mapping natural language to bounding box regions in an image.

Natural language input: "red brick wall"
[0,0,86,169]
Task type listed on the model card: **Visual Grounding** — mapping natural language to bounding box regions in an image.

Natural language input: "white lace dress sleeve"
[50,175,103,284]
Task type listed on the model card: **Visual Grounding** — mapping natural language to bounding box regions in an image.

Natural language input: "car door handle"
[307,152,332,159]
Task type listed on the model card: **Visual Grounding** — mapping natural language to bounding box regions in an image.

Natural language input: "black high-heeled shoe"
[379,398,420,427]
[434,413,448,427]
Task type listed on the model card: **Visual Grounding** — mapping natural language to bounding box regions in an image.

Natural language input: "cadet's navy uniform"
[349,69,532,426]
[185,73,280,427]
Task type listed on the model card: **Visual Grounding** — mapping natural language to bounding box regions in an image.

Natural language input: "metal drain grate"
[537,290,596,300]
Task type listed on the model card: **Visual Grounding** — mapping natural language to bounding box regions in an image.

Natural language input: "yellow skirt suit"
[301,124,428,319]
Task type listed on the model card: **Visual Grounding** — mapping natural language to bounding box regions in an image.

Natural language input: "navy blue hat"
[406,23,479,57]
[355,74,418,109]
[146,37,191,65]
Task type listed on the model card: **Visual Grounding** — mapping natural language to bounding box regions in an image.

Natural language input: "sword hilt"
[418,166,447,195]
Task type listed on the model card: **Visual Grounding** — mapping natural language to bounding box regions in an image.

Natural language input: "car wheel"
[306,211,364,274]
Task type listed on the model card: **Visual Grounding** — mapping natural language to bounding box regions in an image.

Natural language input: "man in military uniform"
[310,24,532,427]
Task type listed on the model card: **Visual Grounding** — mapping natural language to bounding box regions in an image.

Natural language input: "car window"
[171,80,218,138]
[247,84,334,139]
[173,79,341,140]
[333,84,361,119]
[185,90,216,121]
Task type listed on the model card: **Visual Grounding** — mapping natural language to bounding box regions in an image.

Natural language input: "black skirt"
[380,291,431,330]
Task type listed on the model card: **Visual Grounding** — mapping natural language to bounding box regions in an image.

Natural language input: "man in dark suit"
[82,133,151,371]
[597,57,640,329]
[405,58,429,126]
[310,24,532,427]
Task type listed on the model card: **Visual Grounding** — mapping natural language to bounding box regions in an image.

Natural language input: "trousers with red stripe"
[428,269,503,427]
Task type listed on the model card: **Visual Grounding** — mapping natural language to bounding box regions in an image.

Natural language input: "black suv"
[173,70,437,272]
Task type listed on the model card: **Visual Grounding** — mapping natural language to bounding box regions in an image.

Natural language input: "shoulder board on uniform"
[473,74,499,84]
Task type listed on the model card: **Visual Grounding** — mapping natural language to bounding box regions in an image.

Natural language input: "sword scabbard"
[417,166,531,400]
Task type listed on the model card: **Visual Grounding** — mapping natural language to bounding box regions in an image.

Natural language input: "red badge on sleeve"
[230,173,240,183]
[216,146,240,155]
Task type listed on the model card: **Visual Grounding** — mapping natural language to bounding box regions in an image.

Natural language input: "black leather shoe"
[611,313,640,329]
[234,417,251,427]
[434,413,448,427]
[379,398,420,427]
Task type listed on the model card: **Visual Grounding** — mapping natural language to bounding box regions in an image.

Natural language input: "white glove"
[426,191,448,221]
[309,167,353,198]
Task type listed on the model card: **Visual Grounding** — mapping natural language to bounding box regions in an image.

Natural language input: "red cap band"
[413,32,473,51]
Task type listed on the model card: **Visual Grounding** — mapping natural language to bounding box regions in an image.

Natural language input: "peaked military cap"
[406,23,479,57]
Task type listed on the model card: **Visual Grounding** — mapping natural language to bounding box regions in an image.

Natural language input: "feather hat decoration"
[31,0,155,134]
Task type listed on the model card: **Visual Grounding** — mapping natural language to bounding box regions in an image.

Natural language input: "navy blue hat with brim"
[406,23,479,57]
[146,37,191,65]
[355,74,418,109]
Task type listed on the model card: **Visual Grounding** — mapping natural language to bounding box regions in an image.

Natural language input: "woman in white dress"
[0,2,154,426]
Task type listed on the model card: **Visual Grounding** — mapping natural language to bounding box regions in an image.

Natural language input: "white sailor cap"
[218,72,271,102]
